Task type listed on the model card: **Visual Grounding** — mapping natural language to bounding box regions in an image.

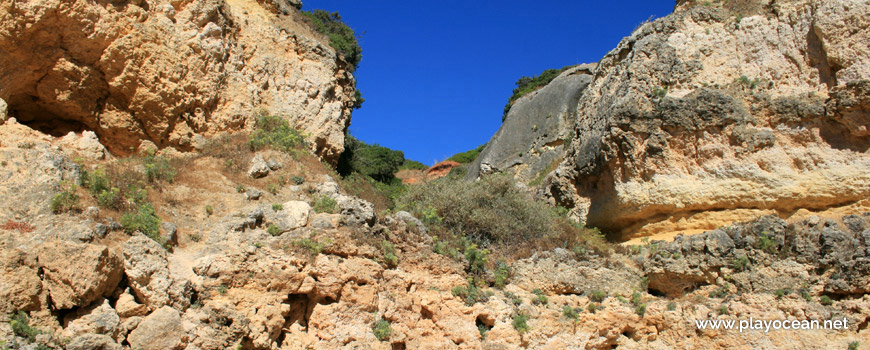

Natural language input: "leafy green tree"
[301,10,362,70]
[338,136,405,182]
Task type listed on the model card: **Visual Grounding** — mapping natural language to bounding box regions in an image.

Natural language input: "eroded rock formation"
[0,0,356,162]
[530,0,870,238]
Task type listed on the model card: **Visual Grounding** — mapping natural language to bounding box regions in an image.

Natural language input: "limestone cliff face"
[533,0,870,238]
[467,64,595,183]
[0,0,356,162]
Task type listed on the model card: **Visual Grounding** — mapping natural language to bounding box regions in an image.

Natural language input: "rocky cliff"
[475,0,870,239]
[0,0,356,162]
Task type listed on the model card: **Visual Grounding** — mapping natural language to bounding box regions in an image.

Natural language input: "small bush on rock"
[121,203,162,243]
[313,196,337,214]
[248,114,306,153]
[372,318,392,341]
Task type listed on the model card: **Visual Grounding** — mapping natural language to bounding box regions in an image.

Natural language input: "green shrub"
[291,176,305,185]
[718,305,729,315]
[635,303,647,317]
[398,159,428,171]
[503,66,574,121]
[372,318,391,341]
[313,196,337,214]
[267,183,278,195]
[218,284,228,295]
[272,203,284,211]
[447,144,485,164]
[300,10,362,70]
[774,289,790,299]
[205,205,214,216]
[464,243,489,276]
[848,341,859,350]
[667,302,677,311]
[51,186,80,213]
[268,224,282,237]
[732,255,750,271]
[512,312,531,334]
[587,303,600,314]
[248,114,306,153]
[451,279,490,306]
[11,311,40,341]
[493,260,511,289]
[757,232,777,253]
[294,238,326,254]
[353,90,365,109]
[589,290,606,303]
[382,240,398,267]
[337,136,405,183]
[631,291,642,306]
[121,203,162,243]
[532,288,549,305]
[820,295,834,305]
[397,174,607,251]
[143,152,176,183]
[504,291,523,306]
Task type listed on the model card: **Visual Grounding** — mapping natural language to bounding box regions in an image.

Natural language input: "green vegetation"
[121,203,162,243]
[353,90,365,109]
[143,151,177,183]
[248,114,306,153]
[512,312,531,334]
[338,136,404,183]
[398,159,427,171]
[313,196,337,214]
[732,255,750,271]
[268,224,282,237]
[589,290,607,303]
[291,175,305,185]
[372,318,392,341]
[667,302,677,311]
[848,341,859,350]
[504,291,523,306]
[718,305,729,315]
[757,232,777,253]
[272,203,284,211]
[11,311,41,341]
[493,260,511,289]
[532,288,549,305]
[294,237,327,254]
[218,284,228,295]
[503,66,575,121]
[397,174,608,252]
[820,295,834,306]
[451,278,491,306]
[587,303,600,314]
[446,144,485,164]
[51,183,80,213]
[382,240,398,267]
[300,10,362,70]
[774,288,791,299]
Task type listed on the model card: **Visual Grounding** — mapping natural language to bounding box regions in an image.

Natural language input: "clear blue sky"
[304,0,675,165]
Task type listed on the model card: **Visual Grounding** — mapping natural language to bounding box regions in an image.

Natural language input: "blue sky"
[304,0,675,165]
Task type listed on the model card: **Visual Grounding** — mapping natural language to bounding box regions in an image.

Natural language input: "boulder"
[0,97,7,123]
[335,195,375,227]
[64,298,121,337]
[67,334,123,350]
[122,235,190,310]
[37,240,123,310]
[248,155,270,178]
[127,306,185,350]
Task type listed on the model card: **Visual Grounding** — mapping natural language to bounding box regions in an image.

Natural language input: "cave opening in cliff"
[5,94,94,137]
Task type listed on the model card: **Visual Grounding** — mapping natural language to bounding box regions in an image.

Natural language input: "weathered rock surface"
[0,0,356,162]
[37,241,123,310]
[468,64,595,182]
[477,0,870,238]
[122,234,191,310]
[127,306,185,350]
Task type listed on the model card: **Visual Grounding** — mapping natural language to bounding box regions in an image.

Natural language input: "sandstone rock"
[59,131,108,160]
[127,306,185,350]
[161,222,178,247]
[281,200,311,229]
[67,334,123,350]
[310,213,340,229]
[525,1,870,238]
[122,235,191,310]
[37,241,123,310]
[116,289,149,318]
[0,97,8,123]
[248,155,270,178]
[393,211,427,235]
[513,248,642,296]
[0,249,43,314]
[245,188,262,200]
[64,298,121,337]
[0,0,355,162]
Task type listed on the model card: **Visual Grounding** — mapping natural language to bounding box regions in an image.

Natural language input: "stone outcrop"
[0,0,356,162]
[532,0,870,238]
[467,64,595,182]
[37,241,124,310]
